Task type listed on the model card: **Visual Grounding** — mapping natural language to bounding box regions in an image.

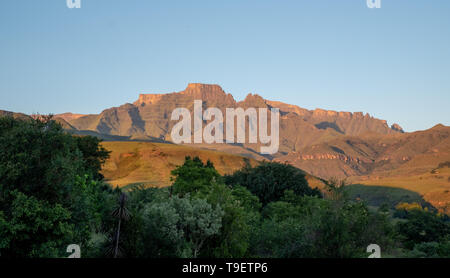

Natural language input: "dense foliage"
[171,156,221,196]
[224,161,321,206]
[0,116,113,257]
[0,116,448,258]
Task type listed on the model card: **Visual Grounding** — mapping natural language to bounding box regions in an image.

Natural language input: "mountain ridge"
[57,83,403,152]
[49,83,450,182]
[4,83,448,183]
[2,83,448,211]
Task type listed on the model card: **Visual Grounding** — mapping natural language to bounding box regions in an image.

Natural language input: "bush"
[397,209,450,249]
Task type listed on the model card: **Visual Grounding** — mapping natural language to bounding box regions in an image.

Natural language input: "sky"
[0,0,449,132]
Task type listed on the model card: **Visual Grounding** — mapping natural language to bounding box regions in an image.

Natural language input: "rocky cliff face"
[63,83,405,155]
[57,83,450,180]
[266,100,400,135]
[391,123,404,133]
[134,94,165,106]
[275,126,450,179]
[134,84,236,107]
[3,84,448,182]
[1,82,441,181]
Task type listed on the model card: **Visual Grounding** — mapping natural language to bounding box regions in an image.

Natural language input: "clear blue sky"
[1,0,449,131]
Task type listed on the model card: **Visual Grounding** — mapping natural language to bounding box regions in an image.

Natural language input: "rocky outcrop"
[266,100,402,135]
[391,123,404,133]
[59,83,414,168]
[134,94,164,106]
[276,125,450,180]
[7,83,449,182]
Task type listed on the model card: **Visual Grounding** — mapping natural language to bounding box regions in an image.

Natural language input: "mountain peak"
[391,123,404,133]
[67,83,407,145]
[134,83,236,106]
[135,93,164,105]
[181,83,236,105]
[238,93,267,107]
[431,123,447,130]
[183,83,225,94]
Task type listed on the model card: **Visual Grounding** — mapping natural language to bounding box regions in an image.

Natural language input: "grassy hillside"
[277,125,450,180]
[346,185,431,209]
[100,141,327,191]
[99,140,449,213]
[355,167,450,213]
[101,141,261,187]
[180,143,270,161]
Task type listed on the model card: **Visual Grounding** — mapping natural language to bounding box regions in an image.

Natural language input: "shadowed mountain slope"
[275,124,450,180]
[57,83,403,157]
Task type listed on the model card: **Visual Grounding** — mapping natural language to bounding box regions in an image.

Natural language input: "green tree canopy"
[224,161,321,206]
[142,195,223,258]
[0,116,112,257]
[397,209,450,249]
[171,156,221,196]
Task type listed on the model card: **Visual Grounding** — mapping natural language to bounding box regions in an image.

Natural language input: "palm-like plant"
[107,192,130,258]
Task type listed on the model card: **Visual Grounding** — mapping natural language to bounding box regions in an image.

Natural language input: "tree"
[0,116,85,204]
[171,156,221,196]
[200,182,257,258]
[142,198,187,257]
[0,116,112,257]
[142,195,223,258]
[397,209,450,249]
[404,241,450,258]
[110,193,130,258]
[75,135,110,180]
[252,186,397,258]
[171,157,260,258]
[180,197,224,258]
[224,161,321,206]
[0,190,73,257]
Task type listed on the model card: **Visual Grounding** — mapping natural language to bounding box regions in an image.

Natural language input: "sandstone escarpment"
[56,83,433,179]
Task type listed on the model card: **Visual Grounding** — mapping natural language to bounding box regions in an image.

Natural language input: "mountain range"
[53,83,448,178]
[2,83,449,211]
[55,83,407,157]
